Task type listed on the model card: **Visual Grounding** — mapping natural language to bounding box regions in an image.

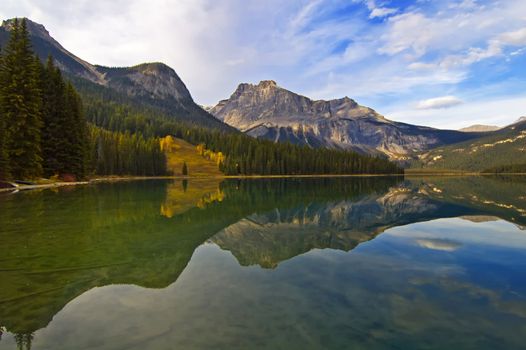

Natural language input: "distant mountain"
[210,80,481,160]
[459,124,500,132]
[416,119,526,171]
[0,18,231,130]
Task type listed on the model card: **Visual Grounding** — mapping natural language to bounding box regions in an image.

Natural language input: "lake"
[1,176,526,349]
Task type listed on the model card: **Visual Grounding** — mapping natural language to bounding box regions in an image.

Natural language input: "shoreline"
[2,172,525,193]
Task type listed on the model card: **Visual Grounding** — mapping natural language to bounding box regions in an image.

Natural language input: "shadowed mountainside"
[0,18,231,131]
[415,119,526,171]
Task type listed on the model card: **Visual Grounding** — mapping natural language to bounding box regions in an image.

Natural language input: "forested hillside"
[0,18,232,132]
[0,19,167,180]
[73,71,402,175]
[0,19,87,180]
[413,120,526,172]
[0,18,402,181]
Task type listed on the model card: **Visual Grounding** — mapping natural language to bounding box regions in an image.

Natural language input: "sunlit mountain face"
[1,176,526,349]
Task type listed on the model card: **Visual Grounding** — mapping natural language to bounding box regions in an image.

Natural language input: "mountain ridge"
[459,124,501,132]
[416,119,526,171]
[210,80,483,160]
[0,18,231,131]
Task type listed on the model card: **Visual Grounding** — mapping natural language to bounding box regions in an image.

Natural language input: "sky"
[1,0,525,129]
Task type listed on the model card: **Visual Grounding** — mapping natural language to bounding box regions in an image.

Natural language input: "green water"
[1,176,526,349]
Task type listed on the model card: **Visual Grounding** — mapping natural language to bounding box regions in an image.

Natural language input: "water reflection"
[0,176,525,349]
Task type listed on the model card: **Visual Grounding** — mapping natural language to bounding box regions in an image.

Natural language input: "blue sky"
[2,0,525,129]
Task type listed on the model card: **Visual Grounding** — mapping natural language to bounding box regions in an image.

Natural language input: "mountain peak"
[2,18,52,41]
[0,17,231,131]
[133,62,173,73]
[209,82,478,159]
[258,80,278,88]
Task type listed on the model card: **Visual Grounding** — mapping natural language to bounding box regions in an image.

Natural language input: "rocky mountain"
[210,188,443,268]
[0,18,230,130]
[210,176,526,268]
[210,80,481,160]
[459,124,500,132]
[416,118,526,171]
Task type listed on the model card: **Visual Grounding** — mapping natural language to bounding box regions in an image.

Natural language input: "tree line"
[88,126,166,176]
[0,18,402,180]
[75,78,403,175]
[0,18,166,180]
[0,18,87,180]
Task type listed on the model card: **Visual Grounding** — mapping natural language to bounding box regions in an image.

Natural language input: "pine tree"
[39,56,66,176]
[0,46,9,180]
[182,161,188,176]
[63,82,88,178]
[0,18,43,179]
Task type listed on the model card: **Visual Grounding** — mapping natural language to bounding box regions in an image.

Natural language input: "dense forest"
[0,18,402,181]
[75,78,403,175]
[0,19,166,180]
[89,126,166,176]
[412,119,526,172]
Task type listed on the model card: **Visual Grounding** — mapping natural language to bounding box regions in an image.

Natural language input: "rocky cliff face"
[0,18,229,130]
[210,81,481,159]
[96,63,193,102]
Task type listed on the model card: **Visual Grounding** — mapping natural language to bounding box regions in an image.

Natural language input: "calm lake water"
[1,176,526,349]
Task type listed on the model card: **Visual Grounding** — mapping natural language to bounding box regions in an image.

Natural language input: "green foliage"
[0,20,401,178]
[88,126,166,176]
[74,79,402,175]
[63,82,88,177]
[0,49,8,180]
[182,161,188,176]
[0,18,43,179]
[414,121,526,172]
[39,55,67,176]
[0,20,90,180]
[35,56,89,178]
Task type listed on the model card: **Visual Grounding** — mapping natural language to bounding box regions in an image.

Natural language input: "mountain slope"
[0,18,231,131]
[459,124,500,132]
[415,119,526,171]
[210,80,481,160]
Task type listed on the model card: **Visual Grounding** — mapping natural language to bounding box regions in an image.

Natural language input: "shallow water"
[1,176,525,349]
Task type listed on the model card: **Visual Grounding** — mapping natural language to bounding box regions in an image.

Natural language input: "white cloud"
[438,40,502,68]
[0,0,524,128]
[386,94,526,129]
[364,0,397,19]
[416,96,464,109]
[449,0,479,10]
[499,27,526,46]
[369,7,397,19]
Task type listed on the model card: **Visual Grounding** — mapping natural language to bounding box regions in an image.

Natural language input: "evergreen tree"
[39,56,67,176]
[63,82,88,178]
[0,18,43,179]
[182,161,188,176]
[88,126,167,176]
[0,47,9,180]
[37,57,89,179]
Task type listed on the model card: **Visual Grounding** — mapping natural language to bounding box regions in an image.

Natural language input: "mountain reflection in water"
[0,176,525,349]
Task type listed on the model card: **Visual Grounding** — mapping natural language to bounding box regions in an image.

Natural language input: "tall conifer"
[64,82,88,178]
[0,18,43,179]
[39,56,68,176]
[0,47,9,179]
